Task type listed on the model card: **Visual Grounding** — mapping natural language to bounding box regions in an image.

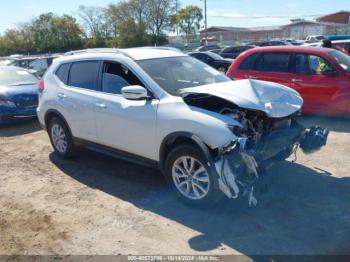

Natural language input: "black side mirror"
[322,68,337,77]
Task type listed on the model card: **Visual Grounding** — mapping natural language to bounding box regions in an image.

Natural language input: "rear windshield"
[0,70,38,86]
[328,50,350,73]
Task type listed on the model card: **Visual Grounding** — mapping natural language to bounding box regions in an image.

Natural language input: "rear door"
[249,52,293,87]
[291,53,342,113]
[58,60,100,141]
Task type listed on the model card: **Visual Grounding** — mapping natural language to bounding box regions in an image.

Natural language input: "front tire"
[48,117,79,158]
[165,144,223,207]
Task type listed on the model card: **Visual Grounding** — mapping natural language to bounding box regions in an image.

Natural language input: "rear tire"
[48,117,79,158]
[165,144,223,208]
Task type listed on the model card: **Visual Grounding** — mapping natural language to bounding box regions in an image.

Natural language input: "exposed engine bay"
[183,93,329,206]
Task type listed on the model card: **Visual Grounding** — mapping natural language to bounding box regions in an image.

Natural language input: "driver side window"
[295,54,335,75]
[101,61,143,95]
[309,55,334,75]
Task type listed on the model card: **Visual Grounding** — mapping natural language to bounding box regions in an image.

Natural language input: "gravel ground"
[0,116,350,258]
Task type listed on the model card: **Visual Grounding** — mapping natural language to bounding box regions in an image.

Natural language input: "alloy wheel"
[172,156,210,200]
[51,124,68,153]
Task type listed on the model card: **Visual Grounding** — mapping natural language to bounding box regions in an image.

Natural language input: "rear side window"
[255,53,291,72]
[55,63,70,84]
[68,61,99,90]
[238,53,259,70]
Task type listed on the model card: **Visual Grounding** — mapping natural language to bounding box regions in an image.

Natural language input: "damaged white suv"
[37,48,328,207]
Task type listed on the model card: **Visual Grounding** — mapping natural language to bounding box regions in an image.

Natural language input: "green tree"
[105,0,152,48]
[172,5,203,44]
[32,12,83,53]
[118,18,151,48]
[146,0,177,45]
[77,5,111,47]
[0,24,34,56]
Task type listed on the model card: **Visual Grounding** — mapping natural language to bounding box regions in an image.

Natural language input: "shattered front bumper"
[214,122,329,206]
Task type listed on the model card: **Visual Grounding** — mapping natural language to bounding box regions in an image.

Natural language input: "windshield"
[328,50,350,73]
[0,70,38,86]
[316,36,326,41]
[137,56,231,96]
[206,52,224,60]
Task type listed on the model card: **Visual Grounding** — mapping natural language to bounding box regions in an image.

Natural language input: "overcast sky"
[0,0,349,33]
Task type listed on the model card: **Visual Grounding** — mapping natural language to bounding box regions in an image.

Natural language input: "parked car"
[208,48,223,54]
[9,57,37,69]
[257,40,292,47]
[37,48,328,207]
[188,51,233,72]
[305,35,327,43]
[226,46,350,116]
[195,44,221,52]
[302,39,349,55]
[10,55,59,78]
[0,66,39,124]
[331,39,350,55]
[220,45,255,59]
[326,35,350,41]
[284,39,304,46]
[0,59,13,66]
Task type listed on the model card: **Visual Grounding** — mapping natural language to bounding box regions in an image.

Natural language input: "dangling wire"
[292,144,299,163]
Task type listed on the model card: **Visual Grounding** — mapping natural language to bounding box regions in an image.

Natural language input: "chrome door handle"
[57,93,67,99]
[292,78,302,83]
[95,102,107,109]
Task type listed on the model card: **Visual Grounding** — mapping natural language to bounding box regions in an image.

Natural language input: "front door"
[93,61,158,160]
[291,53,341,114]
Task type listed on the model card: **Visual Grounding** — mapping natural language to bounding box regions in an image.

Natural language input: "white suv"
[37,48,328,207]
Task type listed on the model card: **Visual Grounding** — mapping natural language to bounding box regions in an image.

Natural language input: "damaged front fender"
[214,140,259,206]
[213,122,329,207]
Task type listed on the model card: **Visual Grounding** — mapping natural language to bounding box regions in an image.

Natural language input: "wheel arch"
[159,132,216,174]
[44,109,73,137]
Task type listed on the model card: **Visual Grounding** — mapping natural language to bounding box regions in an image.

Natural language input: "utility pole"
[176,0,179,35]
[204,0,208,45]
[200,0,208,46]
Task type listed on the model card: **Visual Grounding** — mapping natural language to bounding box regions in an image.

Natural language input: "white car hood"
[180,79,303,118]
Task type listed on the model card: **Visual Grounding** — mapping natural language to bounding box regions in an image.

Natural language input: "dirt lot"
[0,116,350,257]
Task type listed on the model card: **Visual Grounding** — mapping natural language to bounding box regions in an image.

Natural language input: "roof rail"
[64,48,133,59]
[139,46,182,52]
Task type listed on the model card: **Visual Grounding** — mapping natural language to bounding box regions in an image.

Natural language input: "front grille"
[16,98,38,108]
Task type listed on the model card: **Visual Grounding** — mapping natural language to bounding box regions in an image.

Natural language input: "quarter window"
[239,53,259,70]
[55,63,70,84]
[68,61,99,90]
[255,53,291,72]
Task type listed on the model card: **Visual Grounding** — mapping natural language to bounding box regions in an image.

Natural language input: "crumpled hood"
[180,79,303,118]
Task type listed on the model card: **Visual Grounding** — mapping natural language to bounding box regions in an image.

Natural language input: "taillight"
[37,80,45,93]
